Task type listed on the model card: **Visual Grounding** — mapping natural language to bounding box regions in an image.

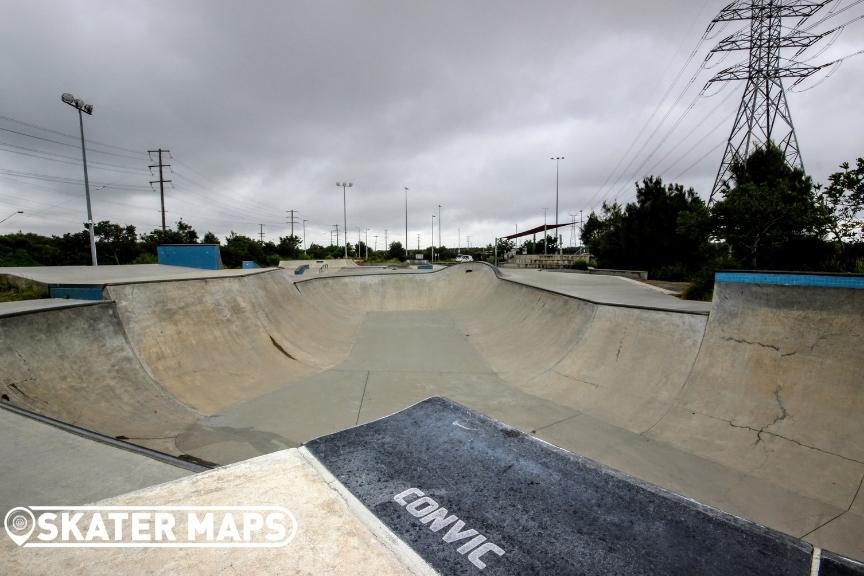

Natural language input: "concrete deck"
[499,268,711,312]
[0,448,432,576]
[0,264,273,286]
[0,298,99,317]
[0,408,191,519]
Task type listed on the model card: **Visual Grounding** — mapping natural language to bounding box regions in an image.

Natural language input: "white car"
[455,255,473,263]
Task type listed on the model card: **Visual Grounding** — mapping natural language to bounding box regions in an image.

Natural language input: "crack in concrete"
[721,336,780,352]
[355,370,370,426]
[716,415,864,465]
[767,385,788,430]
[550,370,599,389]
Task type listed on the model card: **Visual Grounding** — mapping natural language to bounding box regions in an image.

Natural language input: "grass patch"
[0,277,48,302]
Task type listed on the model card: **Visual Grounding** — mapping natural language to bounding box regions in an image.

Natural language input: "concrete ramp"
[0,302,197,454]
[2,264,863,561]
[645,276,864,549]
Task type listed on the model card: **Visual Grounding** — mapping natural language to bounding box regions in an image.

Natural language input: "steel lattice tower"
[707,0,833,202]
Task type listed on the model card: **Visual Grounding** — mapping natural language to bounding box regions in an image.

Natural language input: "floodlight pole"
[0,210,23,225]
[431,214,436,263]
[62,93,98,266]
[337,182,352,258]
[551,156,564,254]
[404,187,409,255]
[77,108,99,266]
[438,204,442,256]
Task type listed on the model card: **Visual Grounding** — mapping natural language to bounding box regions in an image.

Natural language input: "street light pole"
[404,187,409,255]
[302,219,308,253]
[437,204,442,255]
[336,182,352,258]
[62,93,97,266]
[551,156,564,254]
[0,210,23,225]
[431,214,436,263]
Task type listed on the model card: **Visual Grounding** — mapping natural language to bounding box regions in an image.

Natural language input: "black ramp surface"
[820,551,864,576]
[305,397,815,576]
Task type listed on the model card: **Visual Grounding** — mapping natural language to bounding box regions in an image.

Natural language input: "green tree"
[277,235,301,258]
[819,157,864,243]
[140,220,200,254]
[307,243,329,259]
[387,241,406,261]
[220,232,274,267]
[202,231,220,244]
[495,238,515,257]
[53,230,91,265]
[94,221,140,265]
[583,177,713,278]
[712,144,831,268]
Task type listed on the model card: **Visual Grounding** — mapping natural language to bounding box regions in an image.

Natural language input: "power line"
[0,126,144,162]
[0,113,147,157]
[0,168,151,191]
[0,141,146,175]
[591,0,716,207]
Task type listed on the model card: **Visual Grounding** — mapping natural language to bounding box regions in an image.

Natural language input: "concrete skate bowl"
[0,264,862,559]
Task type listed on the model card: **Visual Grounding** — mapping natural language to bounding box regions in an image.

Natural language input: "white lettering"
[468,542,506,569]
[457,534,486,554]
[36,513,58,541]
[154,513,176,541]
[188,512,214,541]
[216,513,241,541]
[242,512,263,542]
[394,488,506,571]
[106,512,128,539]
[442,520,478,544]
[61,512,84,541]
[131,512,151,541]
[406,497,439,517]
[419,508,459,532]
[265,512,287,542]
[84,514,110,541]
[393,487,424,506]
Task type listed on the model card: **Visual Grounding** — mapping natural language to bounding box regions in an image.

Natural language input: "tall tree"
[583,178,712,278]
[711,144,831,268]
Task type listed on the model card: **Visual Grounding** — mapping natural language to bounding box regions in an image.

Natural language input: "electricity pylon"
[706,0,835,202]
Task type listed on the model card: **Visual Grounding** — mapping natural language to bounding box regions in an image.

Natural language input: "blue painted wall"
[716,271,864,289]
[49,286,104,300]
[157,244,222,270]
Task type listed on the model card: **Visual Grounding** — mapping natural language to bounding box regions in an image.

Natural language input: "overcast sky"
[1,0,862,249]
